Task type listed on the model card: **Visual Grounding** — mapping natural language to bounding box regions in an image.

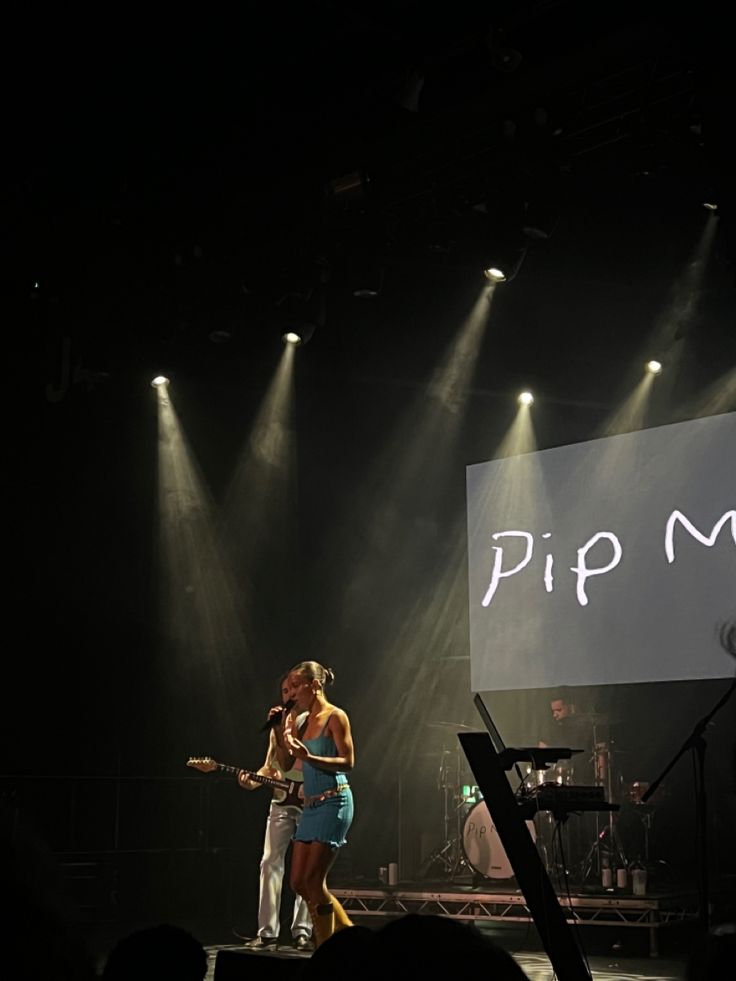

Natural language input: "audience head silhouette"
[102,924,207,981]
[303,914,529,979]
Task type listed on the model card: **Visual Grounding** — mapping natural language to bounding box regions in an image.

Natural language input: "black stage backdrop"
[4,3,736,944]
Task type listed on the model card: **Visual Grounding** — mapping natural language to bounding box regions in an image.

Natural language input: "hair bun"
[324,667,336,686]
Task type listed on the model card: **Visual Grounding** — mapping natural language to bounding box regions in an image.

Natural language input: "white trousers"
[257,801,311,939]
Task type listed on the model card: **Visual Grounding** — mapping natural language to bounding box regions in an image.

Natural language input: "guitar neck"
[216,763,288,792]
[186,758,302,806]
[213,762,241,777]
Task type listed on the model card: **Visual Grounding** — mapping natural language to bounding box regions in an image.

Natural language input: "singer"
[281,661,355,949]
[235,674,313,950]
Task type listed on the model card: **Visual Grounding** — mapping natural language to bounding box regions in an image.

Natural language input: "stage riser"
[331,887,698,958]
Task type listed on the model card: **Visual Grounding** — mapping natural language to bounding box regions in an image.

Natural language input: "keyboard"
[517,783,618,820]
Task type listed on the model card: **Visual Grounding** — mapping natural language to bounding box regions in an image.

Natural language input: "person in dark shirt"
[539,689,596,784]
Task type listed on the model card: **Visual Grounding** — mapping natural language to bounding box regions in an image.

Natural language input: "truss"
[331,887,698,957]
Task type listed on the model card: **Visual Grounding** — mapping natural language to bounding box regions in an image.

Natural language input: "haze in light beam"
[220,346,297,701]
[599,371,655,436]
[688,367,736,417]
[310,285,496,786]
[156,386,252,747]
[599,215,719,437]
[427,286,497,416]
[223,344,296,567]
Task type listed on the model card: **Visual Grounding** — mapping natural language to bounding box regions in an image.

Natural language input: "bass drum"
[462,800,536,880]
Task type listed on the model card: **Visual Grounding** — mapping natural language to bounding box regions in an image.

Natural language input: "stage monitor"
[466,413,735,691]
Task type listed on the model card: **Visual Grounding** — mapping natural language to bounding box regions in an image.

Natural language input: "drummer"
[550,693,578,725]
[537,689,598,785]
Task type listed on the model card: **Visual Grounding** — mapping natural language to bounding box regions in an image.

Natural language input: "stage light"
[280,317,316,346]
[646,360,662,375]
[276,264,328,347]
[151,375,170,387]
[518,391,534,405]
[351,263,385,298]
[482,246,527,283]
[281,318,317,346]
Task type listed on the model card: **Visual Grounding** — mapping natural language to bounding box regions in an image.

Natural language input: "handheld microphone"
[260,699,295,732]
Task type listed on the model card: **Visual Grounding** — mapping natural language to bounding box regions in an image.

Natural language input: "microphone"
[260,699,295,732]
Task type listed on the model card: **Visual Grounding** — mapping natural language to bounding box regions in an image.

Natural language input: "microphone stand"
[641,674,736,931]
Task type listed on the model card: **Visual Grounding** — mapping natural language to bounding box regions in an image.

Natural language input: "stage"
[200,880,698,980]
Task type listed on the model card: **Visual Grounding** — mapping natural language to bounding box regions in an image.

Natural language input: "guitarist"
[235,674,313,951]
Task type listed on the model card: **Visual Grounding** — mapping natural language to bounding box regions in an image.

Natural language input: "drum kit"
[418,716,667,886]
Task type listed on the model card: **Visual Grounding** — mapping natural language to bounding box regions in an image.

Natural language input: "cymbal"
[426,720,477,731]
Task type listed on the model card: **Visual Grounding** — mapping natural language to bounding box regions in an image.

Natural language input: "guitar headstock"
[187,756,218,773]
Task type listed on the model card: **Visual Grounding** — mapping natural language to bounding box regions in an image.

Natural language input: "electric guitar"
[186,757,304,808]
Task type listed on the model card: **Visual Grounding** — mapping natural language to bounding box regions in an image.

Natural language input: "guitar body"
[187,757,303,808]
[268,782,303,809]
[254,774,302,808]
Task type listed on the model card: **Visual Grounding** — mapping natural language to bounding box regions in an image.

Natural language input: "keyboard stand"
[459,731,592,981]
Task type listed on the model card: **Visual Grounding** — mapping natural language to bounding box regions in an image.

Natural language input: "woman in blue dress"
[278,661,355,948]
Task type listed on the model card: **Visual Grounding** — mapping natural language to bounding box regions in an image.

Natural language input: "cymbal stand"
[581,728,627,885]
[417,752,473,881]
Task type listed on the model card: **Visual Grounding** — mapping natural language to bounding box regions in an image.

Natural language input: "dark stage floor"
[202,939,690,981]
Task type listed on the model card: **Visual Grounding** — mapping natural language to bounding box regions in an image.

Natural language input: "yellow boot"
[311,901,336,949]
[328,894,353,932]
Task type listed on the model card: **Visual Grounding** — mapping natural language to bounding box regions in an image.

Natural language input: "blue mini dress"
[294,713,354,848]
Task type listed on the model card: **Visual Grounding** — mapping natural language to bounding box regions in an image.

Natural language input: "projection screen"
[466,413,735,691]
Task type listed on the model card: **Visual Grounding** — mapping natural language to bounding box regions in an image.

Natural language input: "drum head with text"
[462,800,536,879]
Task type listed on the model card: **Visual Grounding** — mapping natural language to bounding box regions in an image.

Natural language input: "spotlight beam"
[156,389,253,748]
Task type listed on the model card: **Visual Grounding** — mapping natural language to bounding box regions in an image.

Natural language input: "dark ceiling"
[6,1,735,392]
